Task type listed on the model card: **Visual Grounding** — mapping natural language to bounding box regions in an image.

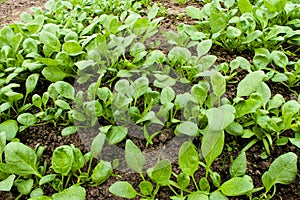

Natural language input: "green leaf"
[91,160,112,185]
[109,181,137,199]
[175,121,198,136]
[226,26,241,39]
[289,138,300,149]
[238,0,252,13]
[179,142,199,176]
[206,105,235,131]
[39,31,61,52]
[219,175,254,196]
[42,67,68,82]
[0,142,40,177]
[201,129,224,169]
[270,51,288,68]
[17,113,37,127]
[199,55,217,71]
[225,122,244,136]
[210,190,228,200]
[263,0,286,12]
[186,6,202,20]
[39,174,57,185]
[262,152,298,193]
[62,40,83,56]
[0,120,18,140]
[52,185,86,200]
[71,146,85,172]
[211,70,225,98]
[161,86,175,104]
[25,73,39,95]
[51,145,74,176]
[230,152,246,177]
[282,100,300,128]
[188,192,209,200]
[54,81,75,100]
[151,159,172,186]
[237,71,265,97]
[209,12,227,33]
[0,175,15,191]
[16,179,34,195]
[139,181,153,196]
[256,82,271,107]
[199,177,210,192]
[106,126,128,145]
[197,40,212,57]
[61,126,78,137]
[125,140,145,174]
[177,172,190,188]
[91,133,106,158]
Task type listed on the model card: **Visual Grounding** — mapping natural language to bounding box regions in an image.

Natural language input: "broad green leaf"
[191,81,210,107]
[71,146,84,172]
[52,145,74,176]
[16,179,34,195]
[25,74,40,94]
[39,174,57,185]
[262,152,297,193]
[161,86,175,104]
[177,172,190,188]
[54,81,75,100]
[91,132,106,158]
[0,142,40,177]
[144,50,165,65]
[199,177,210,192]
[0,120,18,140]
[197,40,212,57]
[263,0,286,12]
[23,38,38,53]
[61,126,78,137]
[209,12,227,33]
[237,71,265,97]
[42,67,68,82]
[151,159,172,186]
[91,160,112,185]
[199,55,217,71]
[179,142,199,176]
[0,175,15,191]
[225,122,244,136]
[175,121,198,136]
[230,152,246,177]
[270,51,288,68]
[235,98,263,118]
[62,40,83,56]
[39,31,61,52]
[219,175,253,196]
[289,138,300,148]
[210,190,228,200]
[55,99,71,110]
[206,105,235,131]
[168,47,191,64]
[17,113,37,126]
[109,181,137,199]
[52,185,86,200]
[139,181,153,196]
[256,82,271,107]
[186,6,202,20]
[238,0,252,13]
[188,192,209,200]
[226,26,241,39]
[211,70,225,98]
[201,129,224,169]
[125,140,145,174]
[0,132,6,162]
[130,77,149,99]
[282,100,300,128]
[106,126,128,145]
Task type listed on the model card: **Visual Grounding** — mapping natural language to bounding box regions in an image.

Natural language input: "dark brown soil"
[0,0,299,200]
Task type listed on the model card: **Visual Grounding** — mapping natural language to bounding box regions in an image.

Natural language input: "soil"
[0,0,299,200]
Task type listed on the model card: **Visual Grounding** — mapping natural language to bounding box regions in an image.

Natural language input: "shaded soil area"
[0,0,299,200]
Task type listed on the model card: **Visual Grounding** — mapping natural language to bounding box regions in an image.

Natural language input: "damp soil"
[0,0,299,200]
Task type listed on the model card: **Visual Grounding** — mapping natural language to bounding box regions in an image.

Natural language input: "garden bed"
[0,0,299,199]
